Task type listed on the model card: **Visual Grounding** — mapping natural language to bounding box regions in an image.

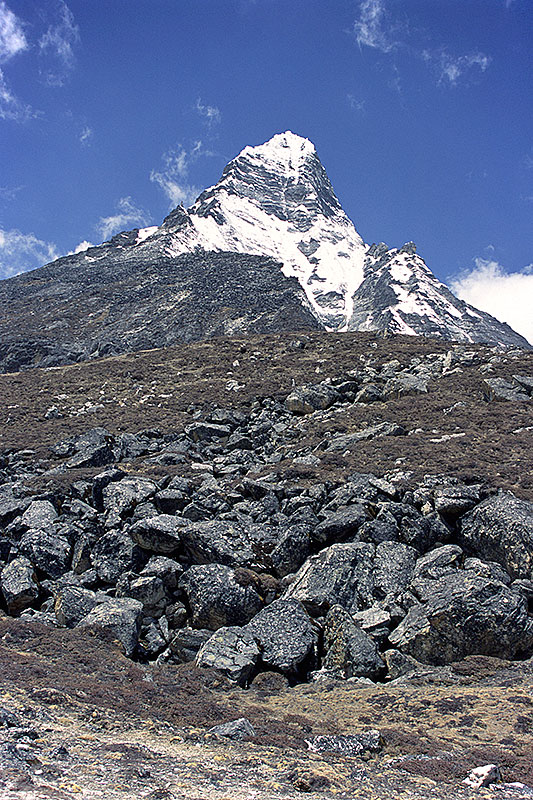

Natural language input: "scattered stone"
[208,717,256,740]
[463,764,502,788]
[306,730,383,756]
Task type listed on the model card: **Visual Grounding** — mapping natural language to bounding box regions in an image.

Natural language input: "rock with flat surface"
[77,597,143,657]
[322,605,384,679]
[196,626,260,686]
[179,564,263,629]
[129,515,184,554]
[459,492,533,580]
[0,556,39,614]
[245,599,317,674]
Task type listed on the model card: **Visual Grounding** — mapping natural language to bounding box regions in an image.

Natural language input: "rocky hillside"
[1,331,533,798]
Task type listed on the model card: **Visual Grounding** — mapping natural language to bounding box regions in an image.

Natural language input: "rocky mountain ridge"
[0,131,529,374]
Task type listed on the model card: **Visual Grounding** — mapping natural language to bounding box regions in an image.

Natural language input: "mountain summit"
[0,132,529,372]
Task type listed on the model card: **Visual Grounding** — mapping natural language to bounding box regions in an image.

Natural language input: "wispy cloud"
[353,0,397,53]
[347,93,366,113]
[352,0,491,90]
[0,227,59,279]
[0,66,36,121]
[0,1,27,62]
[450,258,533,345]
[150,142,207,208]
[67,239,93,255]
[194,98,221,126]
[79,125,92,145]
[423,49,491,87]
[38,0,79,87]
[97,197,150,240]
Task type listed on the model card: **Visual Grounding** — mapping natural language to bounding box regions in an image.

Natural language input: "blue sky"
[1,0,532,341]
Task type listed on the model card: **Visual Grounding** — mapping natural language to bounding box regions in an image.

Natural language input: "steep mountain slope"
[0,131,529,374]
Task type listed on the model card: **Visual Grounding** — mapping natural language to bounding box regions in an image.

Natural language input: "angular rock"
[179,520,256,567]
[270,526,310,578]
[313,505,367,546]
[54,585,100,627]
[18,500,57,531]
[322,605,384,680]
[77,597,143,657]
[0,556,39,614]
[285,383,338,415]
[306,731,383,756]
[91,530,145,584]
[117,575,166,613]
[169,627,213,662]
[373,541,417,599]
[208,718,256,741]
[196,626,260,686]
[185,422,231,442]
[283,542,375,616]
[459,492,533,580]
[482,377,530,402]
[102,477,157,518]
[19,528,71,579]
[245,598,317,674]
[129,514,184,553]
[325,423,406,452]
[389,572,533,664]
[140,556,183,590]
[179,564,263,629]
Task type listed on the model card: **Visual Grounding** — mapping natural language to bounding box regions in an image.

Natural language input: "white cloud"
[0,66,35,121]
[97,197,150,240]
[150,142,205,208]
[79,125,92,144]
[450,258,533,345]
[0,1,27,62]
[422,49,491,87]
[0,228,59,279]
[194,98,221,126]
[353,0,397,53]
[39,0,79,87]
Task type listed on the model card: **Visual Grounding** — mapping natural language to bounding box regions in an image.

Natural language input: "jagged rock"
[513,374,533,394]
[140,556,183,590]
[283,542,375,615]
[463,765,502,789]
[128,515,184,553]
[0,556,39,614]
[0,491,29,526]
[412,545,463,585]
[77,597,143,657]
[270,526,310,578]
[432,484,481,517]
[245,598,317,674]
[285,383,339,415]
[306,731,383,755]
[313,504,367,546]
[91,468,126,511]
[379,503,449,552]
[324,423,406,452]
[373,541,417,598]
[19,528,71,579]
[116,575,166,613]
[463,557,511,585]
[322,605,384,679]
[179,564,263,629]
[169,627,213,662]
[384,372,429,397]
[353,383,383,403]
[54,585,100,627]
[196,626,260,686]
[459,492,533,580]
[179,520,257,567]
[18,500,57,531]
[389,573,533,664]
[102,477,157,518]
[482,377,530,402]
[64,428,115,468]
[208,718,256,741]
[185,422,231,442]
[91,530,145,584]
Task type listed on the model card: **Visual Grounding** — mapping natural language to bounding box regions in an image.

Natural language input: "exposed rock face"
[0,132,529,375]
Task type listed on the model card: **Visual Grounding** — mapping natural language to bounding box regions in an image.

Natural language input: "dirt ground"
[1,616,533,799]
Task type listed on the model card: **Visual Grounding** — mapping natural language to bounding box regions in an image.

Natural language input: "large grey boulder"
[129,514,183,554]
[270,526,310,578]
[91,530,145,584]
[282,542,375,616]
[102,477,157,517]
[18,500,57,531]
[245,598,317,674]
[458,492,533,580]
[140,556,183,590]
[322,605,384,680]
[313,505,367,546]
[285,383,338,415]
[180,520,256,567]
[0,556,39,614]
[373,541,417,599]
[54,585,100,627]
[19,528,71,579]
[389,573,533,664]
[77,597,143,657]
[185,421,231,442]
[196,626,260,686]
[169,628,213,662]
[179,564,263,629]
